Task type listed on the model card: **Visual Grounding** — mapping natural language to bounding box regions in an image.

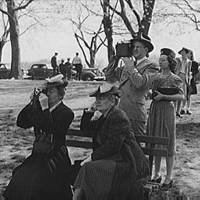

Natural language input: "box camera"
[115,41,133,57]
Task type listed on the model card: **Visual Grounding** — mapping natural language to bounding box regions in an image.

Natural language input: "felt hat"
[89,82,120,98]
[178,47,190,54]
[130,33,154,53]
[160,48,176,58]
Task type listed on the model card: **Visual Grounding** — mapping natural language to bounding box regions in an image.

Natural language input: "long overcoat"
[79,106,149,199]
[4,100,74,200]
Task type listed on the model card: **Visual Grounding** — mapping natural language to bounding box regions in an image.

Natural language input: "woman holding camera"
[73,82,149,200]
[146,48,184,190]
[4,74,74,200]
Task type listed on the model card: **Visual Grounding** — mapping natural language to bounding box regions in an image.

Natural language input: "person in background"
[73,82,149,200]
[105,33,159,136]
[4,74,74,200]
[147,48,184,190]
[65,58,73,80]
[51,52,59,75]
[175,47,192,117]
[185,49,199,114]
[72,52,83,81]
[59,59,67,78]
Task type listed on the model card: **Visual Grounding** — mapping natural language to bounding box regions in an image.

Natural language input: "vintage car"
[0,63,10,79]
[81,68,105,81]
[27,64,53,80]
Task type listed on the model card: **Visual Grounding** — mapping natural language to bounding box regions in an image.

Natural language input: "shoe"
[151,176,162,183]
[176,113,182,118]
[186,110,192,115]
[180,109,185,115]
[160,180,173,191]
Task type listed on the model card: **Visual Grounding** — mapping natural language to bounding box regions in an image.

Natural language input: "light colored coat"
[108,58,159,124]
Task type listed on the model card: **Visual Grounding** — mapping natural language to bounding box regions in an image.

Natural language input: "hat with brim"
[45,74,68,88]
[89,82,121,98]
[130,33,154,53]
[178,47,190,55]
[160,48,176,58]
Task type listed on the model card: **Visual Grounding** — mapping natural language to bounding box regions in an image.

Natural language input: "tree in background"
[68,1,106,68]
[0,0,34,79]
[0,13,9,62]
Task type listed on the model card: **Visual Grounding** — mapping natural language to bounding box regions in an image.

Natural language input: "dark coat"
[80,106,149,199]
[4,101,74,200]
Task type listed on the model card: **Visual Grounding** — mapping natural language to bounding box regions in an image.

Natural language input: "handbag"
[152,87,180,98]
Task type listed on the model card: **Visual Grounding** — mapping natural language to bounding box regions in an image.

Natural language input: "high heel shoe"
[160,180,173,191]
[151,176,162,183]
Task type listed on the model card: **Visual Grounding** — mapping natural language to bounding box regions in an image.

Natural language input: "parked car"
[27,64,53,80]
[80,68,105,81]
[0,63,10,79]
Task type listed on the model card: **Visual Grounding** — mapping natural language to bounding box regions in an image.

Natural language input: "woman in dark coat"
[4,74,74,200]
[73,82,149,200]
[186,50,199,114]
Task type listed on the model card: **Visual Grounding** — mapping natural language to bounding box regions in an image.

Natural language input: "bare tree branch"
[15,0,34,11]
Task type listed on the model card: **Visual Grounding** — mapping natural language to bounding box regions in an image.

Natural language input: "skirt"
[4,154,72,200]
[146,100,176,156]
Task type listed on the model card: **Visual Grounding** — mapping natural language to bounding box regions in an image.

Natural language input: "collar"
[49,101,62,112]
[136,57,147,65]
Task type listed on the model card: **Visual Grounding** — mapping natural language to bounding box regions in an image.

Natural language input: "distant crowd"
[50,52,83,81]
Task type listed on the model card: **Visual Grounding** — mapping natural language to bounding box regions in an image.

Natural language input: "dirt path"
[0,80,200,199]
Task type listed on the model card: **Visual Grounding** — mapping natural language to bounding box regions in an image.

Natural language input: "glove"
[80,155,92,166]
[39,93,49,110]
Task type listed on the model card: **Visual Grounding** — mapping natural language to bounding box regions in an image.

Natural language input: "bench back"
[66,128,169,156]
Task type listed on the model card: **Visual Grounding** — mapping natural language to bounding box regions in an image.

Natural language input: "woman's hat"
[89,82,121,98]
[45,74,68,88]
[160,48,176,58]
[130,33,154,53]
[178,47,190,55]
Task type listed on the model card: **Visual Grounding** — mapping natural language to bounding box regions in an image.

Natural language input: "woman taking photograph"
[147,48,184,190]
[73,82,149,200]
[4,74,74,200]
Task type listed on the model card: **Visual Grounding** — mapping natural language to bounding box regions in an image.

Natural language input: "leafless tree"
[106,0,156,38]
[68,1,107,68]
[171,0,200,31]
[0,0,34,79]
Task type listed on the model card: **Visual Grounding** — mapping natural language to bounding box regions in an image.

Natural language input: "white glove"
[39,93,49,110]
[80,155,92,166]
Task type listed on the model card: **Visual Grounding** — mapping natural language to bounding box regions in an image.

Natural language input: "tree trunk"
[6,0,21,79]
[0,41,6,62]
[90,50,95,68]
[102,0,115,63]
[141,0,156,35]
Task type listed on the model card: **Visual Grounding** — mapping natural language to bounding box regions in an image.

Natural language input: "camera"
[115,40,133,57]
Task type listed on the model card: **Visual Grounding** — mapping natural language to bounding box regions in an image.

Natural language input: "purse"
[152,87,180,100]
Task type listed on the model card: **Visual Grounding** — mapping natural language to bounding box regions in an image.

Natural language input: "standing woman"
[175,47,192,117]
[73,82,149,200]
[146,48,184,190]
[186,50,199,114]
[4,74,74,200]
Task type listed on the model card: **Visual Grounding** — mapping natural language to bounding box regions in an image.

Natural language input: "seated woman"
[73,82,149,200]
[147,48,184,190]
[4,74,74,200]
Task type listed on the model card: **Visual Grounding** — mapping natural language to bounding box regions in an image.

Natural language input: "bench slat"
[135,135,169,145]
[67,128,86,137]
[141,148,168,157]
[66,140,93,149]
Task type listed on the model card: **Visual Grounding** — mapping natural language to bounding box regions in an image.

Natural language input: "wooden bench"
[66,128,169,176]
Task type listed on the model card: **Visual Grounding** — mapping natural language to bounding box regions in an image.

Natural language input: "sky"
[2,1,200,68]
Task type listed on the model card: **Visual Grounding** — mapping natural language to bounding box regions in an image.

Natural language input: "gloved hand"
[80,155,92,166]
[39,93,49,110]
